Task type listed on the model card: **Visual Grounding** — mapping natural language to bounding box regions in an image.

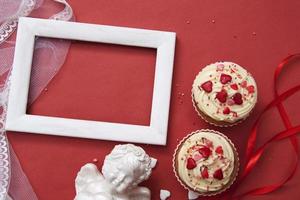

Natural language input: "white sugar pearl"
[160,189,171,200]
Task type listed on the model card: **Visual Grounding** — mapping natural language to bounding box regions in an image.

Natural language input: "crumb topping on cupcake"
[175,130,236,193]
[192,62,257,123]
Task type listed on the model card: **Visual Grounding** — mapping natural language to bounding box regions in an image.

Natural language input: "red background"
[7,0,300,199]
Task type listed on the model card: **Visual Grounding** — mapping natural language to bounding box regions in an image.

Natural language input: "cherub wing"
[128,187,151,200]
[75,163,104,194]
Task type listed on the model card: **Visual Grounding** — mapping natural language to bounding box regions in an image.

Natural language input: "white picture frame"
[5,17,176,145]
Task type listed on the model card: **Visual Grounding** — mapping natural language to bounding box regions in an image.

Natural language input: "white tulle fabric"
[0,0,74,199]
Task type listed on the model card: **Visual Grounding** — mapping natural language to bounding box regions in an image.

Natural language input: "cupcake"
[173,129,239,196]
[192,61,257,126]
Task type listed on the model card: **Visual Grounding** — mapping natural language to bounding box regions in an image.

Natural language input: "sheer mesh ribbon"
[0,0,74,199]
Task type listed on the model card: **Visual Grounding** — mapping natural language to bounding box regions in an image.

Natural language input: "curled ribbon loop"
[231,54,300,199]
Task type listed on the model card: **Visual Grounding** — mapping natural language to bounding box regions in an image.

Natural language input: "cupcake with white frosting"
[173,129,239,196]
[192,61,257,126]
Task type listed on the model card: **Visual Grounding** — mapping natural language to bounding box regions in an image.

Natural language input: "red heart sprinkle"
[201,167,209,179]
[215,146,223,155]
[223,107,230,114]
[216,89,228,103]
[200,81,213,93]
[232,92,243,105]
[186,157,197,170]
[213,168,224,180]
[230,83,238,90]
[220,74,232,84]
[246,85,255,93]
[240,80,247,88]
[198,146,212,158]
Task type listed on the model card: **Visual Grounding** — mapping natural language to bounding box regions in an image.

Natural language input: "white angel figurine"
[74,144,157,200]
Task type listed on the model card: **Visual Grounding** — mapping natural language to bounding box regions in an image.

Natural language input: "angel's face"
[104,164,135,193]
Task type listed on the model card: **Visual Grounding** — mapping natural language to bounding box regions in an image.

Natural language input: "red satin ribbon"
[230,54,300,199]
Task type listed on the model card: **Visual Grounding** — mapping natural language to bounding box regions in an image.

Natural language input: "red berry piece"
[198,146,212,158]
[213,168,224,180]
[246,85,255,93]
[201,167,209,179]
[216,64,225,71]
[186,157,197,170]
[200,81,213,93]
[223,107,230,115]
[240,80,247,88]
[227,99,235,106]
[232,92,243,105]
[216,89,228,103]
[232,111,238,117]
[215,146,223,155]
[220,73,232,84]
[230,83,238,90]
[193,153,203,161]
[203,138,213,149]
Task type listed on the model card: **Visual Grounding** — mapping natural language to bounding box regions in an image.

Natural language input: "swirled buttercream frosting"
[192,62,257,124]
[174,130,239,194]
